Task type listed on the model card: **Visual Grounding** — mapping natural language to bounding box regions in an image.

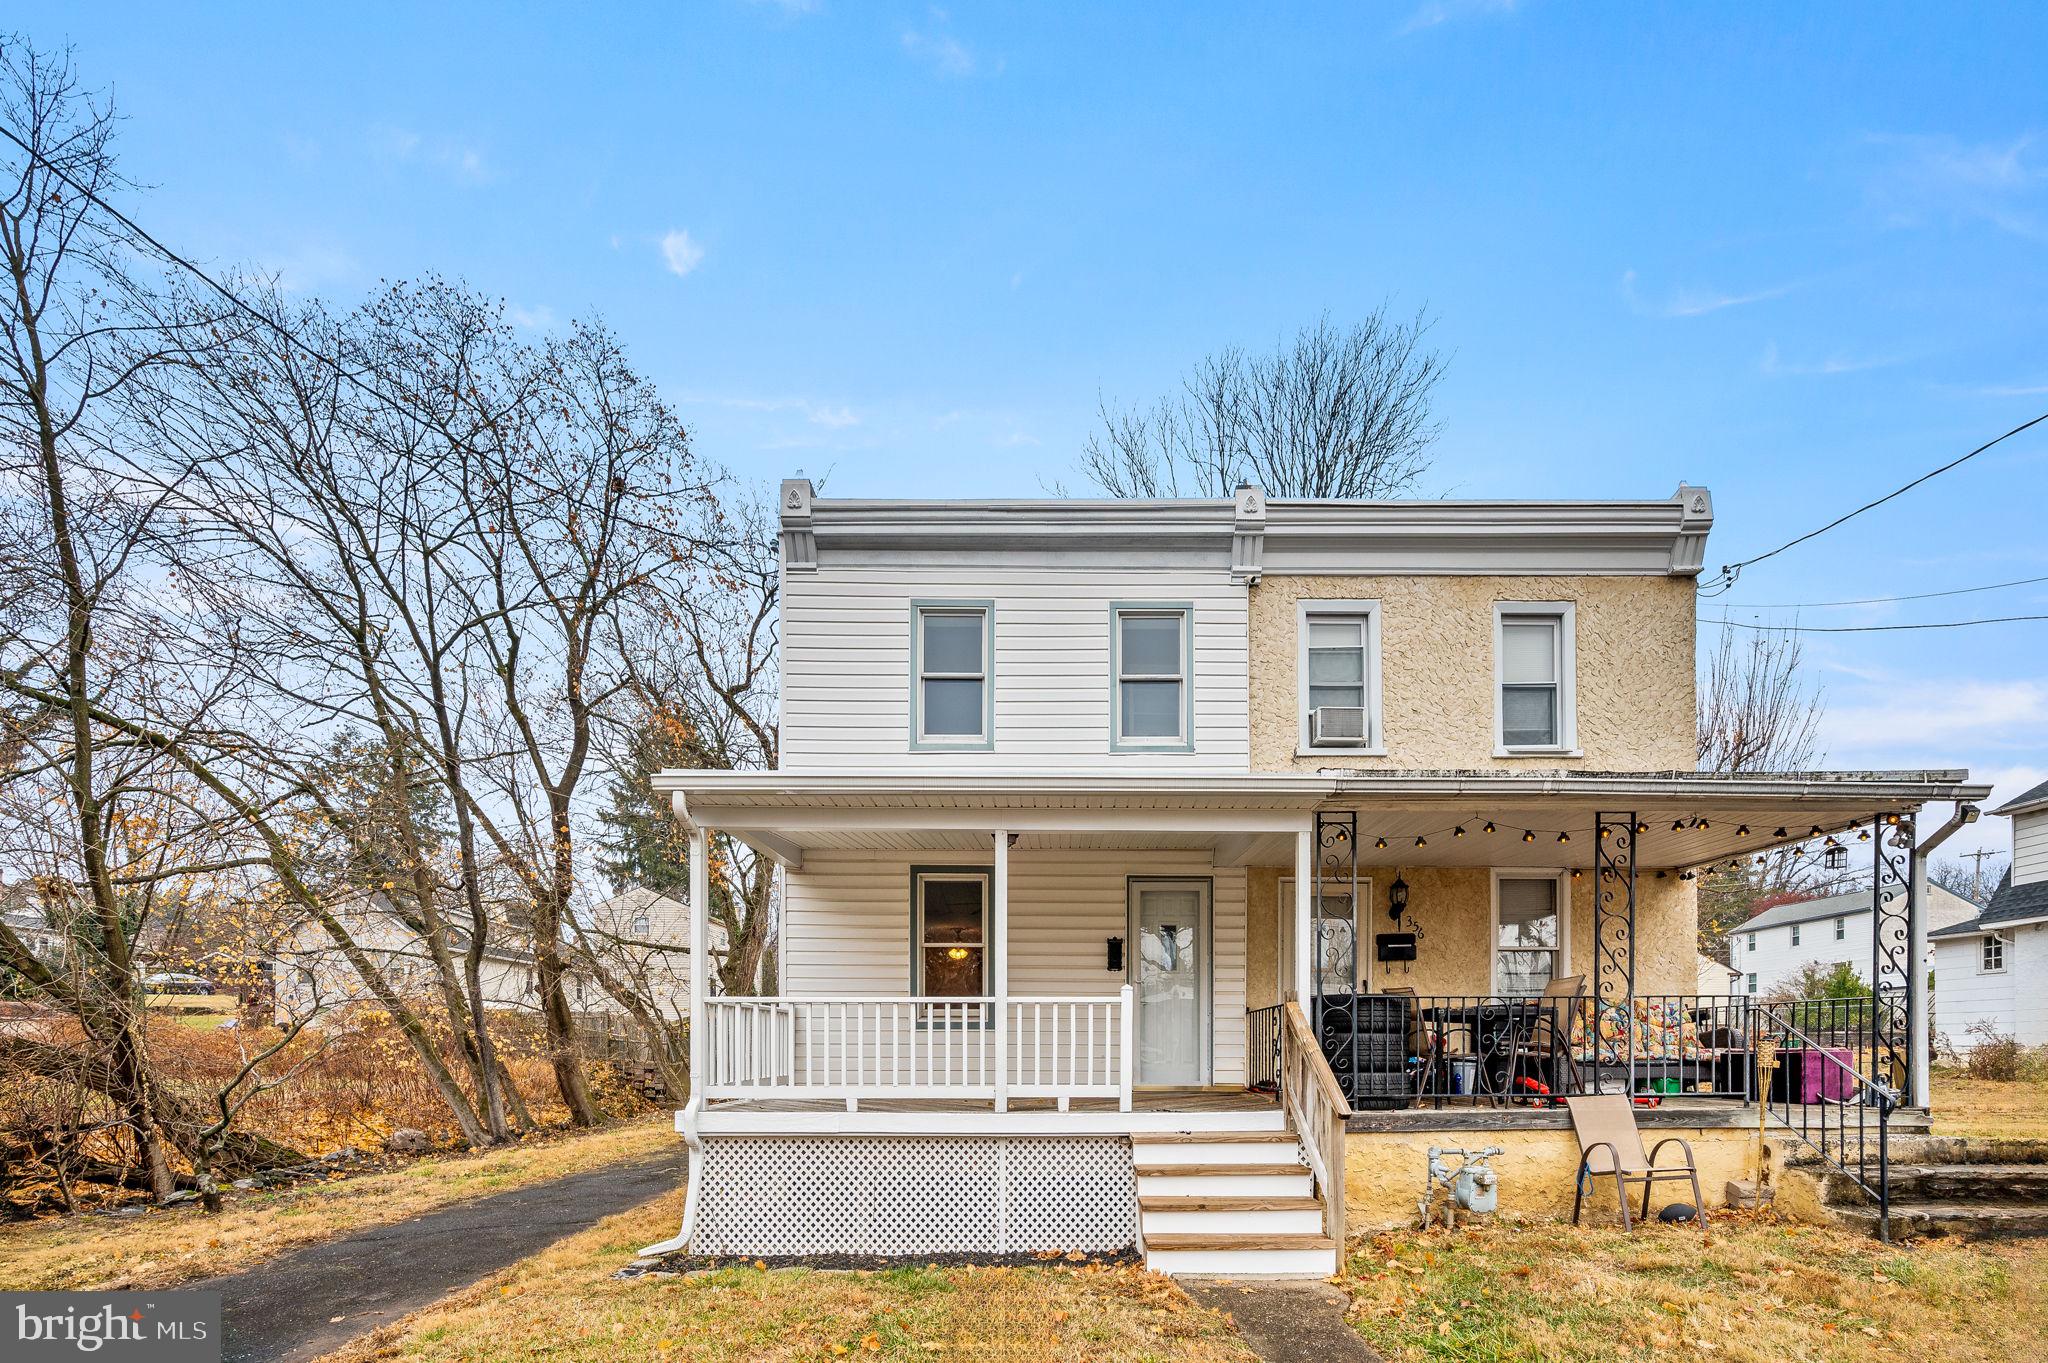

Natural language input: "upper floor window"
[1110,604,1193,752]
[1297,600,1382,752]
[1790,922,1801,947]
[1493,603,1577,754]
[630,913,652,937]
[1747,933,1757,953]
[1834,916,1846,941]
[1982,933,2006,973]
[1747,972,1758,994]
[911,602,994,750]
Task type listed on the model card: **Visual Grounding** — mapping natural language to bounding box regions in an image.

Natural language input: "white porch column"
[993,828,1010,1113]
[688,823,710,1099]
[1293,822,1314,1005]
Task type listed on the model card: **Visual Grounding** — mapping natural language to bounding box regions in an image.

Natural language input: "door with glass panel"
[1130,879,1211,1086]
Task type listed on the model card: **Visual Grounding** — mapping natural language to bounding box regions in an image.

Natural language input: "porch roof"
[655,768,1990,873]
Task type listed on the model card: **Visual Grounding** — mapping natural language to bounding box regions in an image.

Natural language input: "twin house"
[648,479,1986,1275]
[1933,780,2048,1049]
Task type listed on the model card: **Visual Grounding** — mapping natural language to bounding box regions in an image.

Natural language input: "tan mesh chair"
[1381,986,1433,1101]
[1566,1094,1709,1230]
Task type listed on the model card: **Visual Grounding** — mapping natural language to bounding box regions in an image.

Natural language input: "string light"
[1483,822,1496,834]
[1857,828,1871,842]
[1635,820,1649,834]
[1736,825,1749,837]
[1453,826,1466,838]
[1672,820,1686,832]
[1374,837,1388,850]
[1696,818,1710,831]
[1415,835,1428,849]
[1556,831,1571,845]
[1773,828,1788,839]
[1522,830,1536,843]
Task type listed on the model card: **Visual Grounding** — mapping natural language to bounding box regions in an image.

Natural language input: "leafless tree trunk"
[1074,308,1447,499]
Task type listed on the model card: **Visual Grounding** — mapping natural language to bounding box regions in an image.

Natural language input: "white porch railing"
[701,987,1134,1111]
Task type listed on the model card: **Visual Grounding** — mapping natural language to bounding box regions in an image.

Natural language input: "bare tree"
[1075,308,1447,499]
[1930,854,2006,908]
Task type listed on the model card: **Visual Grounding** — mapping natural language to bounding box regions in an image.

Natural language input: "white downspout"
[993,828,1009,1113]
[1293,823,1314,1006]
[1911,801,1979,1112]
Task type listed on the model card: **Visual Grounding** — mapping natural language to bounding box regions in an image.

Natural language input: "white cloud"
[508,304,554,331]
[1401,0,1520,35]
[661,229,706,278]
[749,0,820,13]
[1820,677,2048,757]
[371,124,493,187]
[1759,341,1902,377]
[902,10,989,77]
[253,241,363,294]
[683,392,858,429]
[808,405,859,429]
[1622,268,1795,319]
[1863,131,2048,241]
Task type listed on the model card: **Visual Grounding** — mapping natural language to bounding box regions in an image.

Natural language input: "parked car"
[143,971,218,996]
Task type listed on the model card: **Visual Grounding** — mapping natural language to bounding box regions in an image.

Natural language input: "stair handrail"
[1756,1002,1897,1241]
[1280,999,1353,1249]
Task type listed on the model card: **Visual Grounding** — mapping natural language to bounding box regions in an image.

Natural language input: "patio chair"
[1503,975,1584,1101]
[1566,1094,1709,1231]
[1380,987,1436,1100]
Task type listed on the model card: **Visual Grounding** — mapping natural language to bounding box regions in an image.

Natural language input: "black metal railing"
[1757,1001,1897,1240]
[1311,992,1766,1109]
[1246,1003,1283,1092]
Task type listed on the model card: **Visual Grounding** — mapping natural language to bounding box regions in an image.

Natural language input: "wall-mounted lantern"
[1106,936,1124,973]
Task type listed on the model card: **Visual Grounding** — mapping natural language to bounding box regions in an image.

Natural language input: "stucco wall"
[1248,574,1698,773]
[1343,1126,1782,1229]
[1244,863,1698,1004]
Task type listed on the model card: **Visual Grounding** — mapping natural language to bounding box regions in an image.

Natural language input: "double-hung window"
[1494,603,1576,753]
[1111,604,1192,750]
[1834,916,1846,941]
[1982,933,2006,973]
[911,602,993,749]
[1494,873,1566,994]
[913,869,990,1022]
[1297,601,1382,752]
[1790,923,1801,947]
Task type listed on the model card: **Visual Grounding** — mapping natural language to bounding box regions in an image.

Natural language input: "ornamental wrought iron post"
[1593,812,1638,1096]
[1314,811,1359,1012]
[1871,812,1917,1105]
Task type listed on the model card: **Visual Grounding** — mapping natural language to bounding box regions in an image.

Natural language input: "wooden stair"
[1134,1112,1338,1277]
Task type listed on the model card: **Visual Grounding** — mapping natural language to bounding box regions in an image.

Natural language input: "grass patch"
[319,1194,1257,1363]
[1930,1075,2048,1139]
[1339,1212,2048,1363]
[0,1116,672,1292]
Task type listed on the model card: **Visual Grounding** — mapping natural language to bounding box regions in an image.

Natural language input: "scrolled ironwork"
[1314,811,1359,1008]
[1870,812,1917,1103]
[1592,811,1638,1095]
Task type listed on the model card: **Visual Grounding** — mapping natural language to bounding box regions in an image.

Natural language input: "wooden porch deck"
[709,1086,1279,1115]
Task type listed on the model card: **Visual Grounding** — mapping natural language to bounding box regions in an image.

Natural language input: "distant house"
[1931,780,2048,1048]
[0,882,64,965]
[582,886,729,1021]
[1734,883,1978,997]
[1696,951,1741,995]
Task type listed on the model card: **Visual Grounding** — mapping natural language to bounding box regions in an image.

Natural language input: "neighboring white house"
[1932,780,2048,1049]
[582,886,728,1021]
[1733,883,1978,997]
[1696,951,1740,995]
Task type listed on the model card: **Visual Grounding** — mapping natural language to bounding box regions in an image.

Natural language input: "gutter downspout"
[1911,801,1980,1110]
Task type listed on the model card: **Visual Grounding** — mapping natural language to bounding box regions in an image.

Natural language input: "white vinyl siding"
[780,850,1250,1084]
[781,567,1249,773]
[2015,810,2048,886]
[1981,933,2006,973]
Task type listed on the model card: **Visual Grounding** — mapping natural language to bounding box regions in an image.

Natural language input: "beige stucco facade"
[1244,864,1698,1008]
[1247,573,1699,773]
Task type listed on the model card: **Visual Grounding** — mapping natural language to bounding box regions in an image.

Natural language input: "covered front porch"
[667,769,1989,1125]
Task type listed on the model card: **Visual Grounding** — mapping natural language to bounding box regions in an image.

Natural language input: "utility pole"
[1960,847,2001,904]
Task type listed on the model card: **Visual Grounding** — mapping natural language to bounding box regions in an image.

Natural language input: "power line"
[1723,572,2048,610]
[1707,613,2048,633]
[1701,409,2048,592]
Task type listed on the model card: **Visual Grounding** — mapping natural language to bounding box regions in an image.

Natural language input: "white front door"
[1131,879,1211,1086]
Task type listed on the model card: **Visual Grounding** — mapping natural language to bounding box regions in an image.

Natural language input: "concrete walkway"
[190,1146,685,1363]
[1183,1279,1384,1363]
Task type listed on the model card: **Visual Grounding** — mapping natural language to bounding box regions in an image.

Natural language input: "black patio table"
[1419,999,1564,1102]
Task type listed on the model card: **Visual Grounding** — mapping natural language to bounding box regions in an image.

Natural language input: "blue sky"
[31,1,2048,864]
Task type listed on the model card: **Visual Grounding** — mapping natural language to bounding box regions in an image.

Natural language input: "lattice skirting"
[692,1136,1137,1256]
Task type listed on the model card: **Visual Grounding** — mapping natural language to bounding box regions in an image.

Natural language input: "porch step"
[1796,1134,2048,1240]
[1832,1201,2048,1239]
[1137,1168,1316,1199]
[1135,1130,1300,1144]
[1139,1195,1324,1212]
[1141,1233,1340,1279]
[1825,1163,2048,1204]
[1135,1138,1305,1167]
[1141,1205,1324,1236]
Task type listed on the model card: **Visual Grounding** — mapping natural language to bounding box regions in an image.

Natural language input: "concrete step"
[1833,1200,2048,1239]
[1827,1164,2048,1205]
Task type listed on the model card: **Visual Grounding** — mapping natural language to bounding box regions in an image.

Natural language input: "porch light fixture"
[1570,868,1582,880]
[1387,875,1409,919]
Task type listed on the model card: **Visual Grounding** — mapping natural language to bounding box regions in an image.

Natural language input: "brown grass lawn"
[1930,1075,2048,1140]
[319,1193,1257,1363]
[0,1116,672,1292]
[1340,1212,2048,1363]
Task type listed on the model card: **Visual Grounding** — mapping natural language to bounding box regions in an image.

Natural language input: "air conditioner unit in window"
[1310,706,1369,746]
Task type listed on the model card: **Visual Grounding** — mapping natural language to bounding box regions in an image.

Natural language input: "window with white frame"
[1982,933,2006,973]
[1747,972,1758,993]
[1791,922,1801,947]
[1494,874,1564,994]
[1494,604,1575,752]
[912,603,992,748]
[1834,916,1846,941]
[630,912,652,937]
[1297,601,1381,751]
[1747,933,1757,953]
[1112,605,1191,749]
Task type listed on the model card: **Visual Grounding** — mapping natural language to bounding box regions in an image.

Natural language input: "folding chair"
[1505,974,1585,1101]
[1566,1094,1709,1231]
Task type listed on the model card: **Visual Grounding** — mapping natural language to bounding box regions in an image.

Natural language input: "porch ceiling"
[656,769,1990,872]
